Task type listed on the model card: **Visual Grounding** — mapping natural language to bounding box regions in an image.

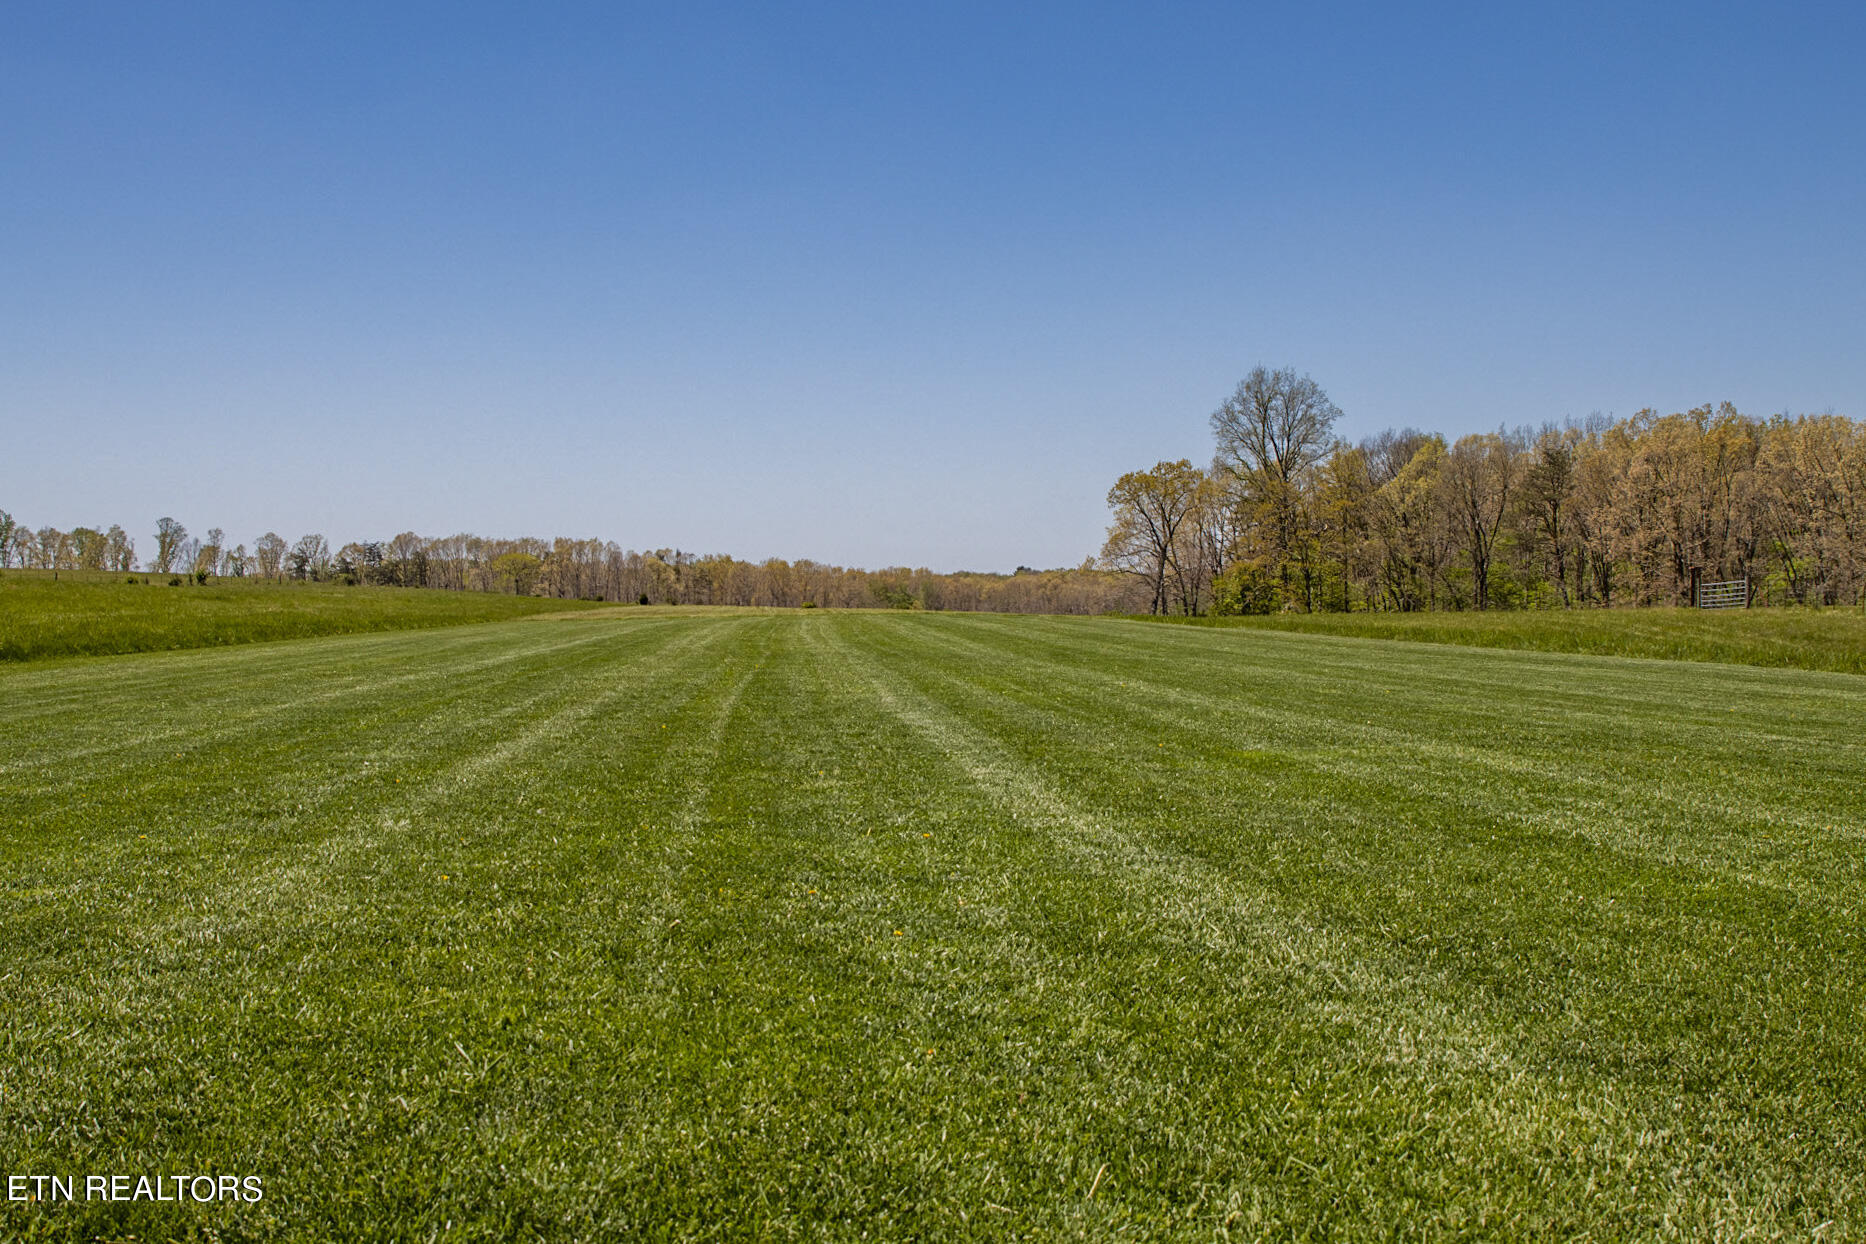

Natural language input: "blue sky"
[4,2,1862,571]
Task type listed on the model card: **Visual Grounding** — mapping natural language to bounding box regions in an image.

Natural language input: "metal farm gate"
[1693,571,1750,609]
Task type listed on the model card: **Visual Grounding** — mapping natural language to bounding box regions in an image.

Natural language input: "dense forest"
[7,372,1861,616]
[1105,368,1866,614]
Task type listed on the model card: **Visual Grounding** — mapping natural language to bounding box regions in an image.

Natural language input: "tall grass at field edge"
[0,571,609,662]
[1125,605,1866,675]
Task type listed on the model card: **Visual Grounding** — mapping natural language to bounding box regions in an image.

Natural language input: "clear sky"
[4,2,1862,571]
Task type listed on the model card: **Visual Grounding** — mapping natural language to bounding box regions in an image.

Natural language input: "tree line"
[1103,367,1866,614]
[15,370,1857,617]
[0,511,1148,614]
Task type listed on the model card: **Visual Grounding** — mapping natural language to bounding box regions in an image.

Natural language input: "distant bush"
[800,600,817,609]
[867,583,919,610]
[126,576,138,585]
[193,570,209,585]
[168,577,182,587]
[639,594,650,606]
[1212,564,1280,615]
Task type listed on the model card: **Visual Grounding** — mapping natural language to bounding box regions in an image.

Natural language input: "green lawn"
[1135,604,1866,675]
[2,611,1862,1239]
[0,571,607,662]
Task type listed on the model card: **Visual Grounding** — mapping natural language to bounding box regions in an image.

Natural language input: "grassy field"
[1133,604,1866,676]
[3,611,1863,1239]
[0,571,607,661]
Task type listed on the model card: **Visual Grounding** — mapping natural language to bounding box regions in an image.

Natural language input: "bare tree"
[105,525,135,571]
[387,531,427,586]
[334,542,369,581]
[153,517,188,574]
[196,528,225,578]
[1210,366,1342,609]
[35,527,72,576]
[1440,431,1524,610]
[289,533,330,581]
[1521,427,1579,606]
[1213,366,1343,482]
[70,527,107,570]
[254,532,287,581]
[176,538,200,580]
[1102,459,1206,615]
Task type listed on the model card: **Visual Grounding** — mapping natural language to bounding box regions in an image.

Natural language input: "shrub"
[168,577,182,587]
[1212,563,1280,615]
[867,583,919,610]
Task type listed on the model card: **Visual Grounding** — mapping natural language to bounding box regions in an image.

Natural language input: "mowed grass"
[2,612,1863,1240]
[0,571,607,661]
[1137,604,1866,675]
